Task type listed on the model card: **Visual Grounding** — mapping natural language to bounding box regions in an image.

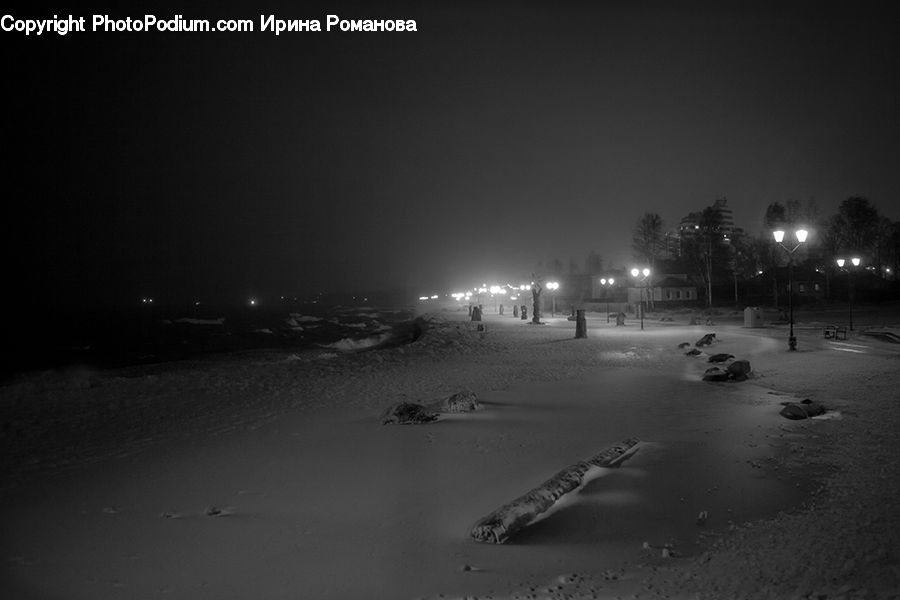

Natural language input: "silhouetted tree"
[632,213,664,308]
[683,207,727,307]
[828,196,881,257]
[632,212,665,268]
[584,251,603,275]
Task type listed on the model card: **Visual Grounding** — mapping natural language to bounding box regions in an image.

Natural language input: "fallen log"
[469,438,640,544]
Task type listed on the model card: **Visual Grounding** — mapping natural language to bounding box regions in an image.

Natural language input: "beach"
[1,308,899,599]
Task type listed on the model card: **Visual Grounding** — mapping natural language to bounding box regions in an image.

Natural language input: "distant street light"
[630,268,651,330]
[836,256,861,331]
[773,227,809,351]
[546,281,559,316]
[600,277,615,323]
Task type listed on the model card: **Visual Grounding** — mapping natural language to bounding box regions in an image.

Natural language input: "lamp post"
[773,228,809,351]
[546,281,559,317]
[836,257,861,331]
[630,267,651,330]
[600,277,615,323]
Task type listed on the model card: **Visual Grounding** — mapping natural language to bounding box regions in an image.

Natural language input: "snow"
[322,332,394,351]
[172,317,226,326]
[1,309,899,599]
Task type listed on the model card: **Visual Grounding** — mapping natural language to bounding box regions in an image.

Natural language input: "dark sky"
[5,1,899,306]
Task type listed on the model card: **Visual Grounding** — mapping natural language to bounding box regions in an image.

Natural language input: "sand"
[1,308,899,599]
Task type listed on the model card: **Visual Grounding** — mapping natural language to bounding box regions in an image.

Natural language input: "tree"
[632,213,664,308]
[682,206,727,307]
[632,213,665,268]
[584,251,603,275]
[546,258,564,277]
[729,232,757,305]
[828,196,881,257]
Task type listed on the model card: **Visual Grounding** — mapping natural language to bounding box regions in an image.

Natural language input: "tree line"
[630,197,900,306]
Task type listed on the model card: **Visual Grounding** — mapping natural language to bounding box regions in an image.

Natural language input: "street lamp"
[630,267,651,330]
[836,257,861,331]
[773,227,809,351]
[546,281,559,317]
[600,277,615,323]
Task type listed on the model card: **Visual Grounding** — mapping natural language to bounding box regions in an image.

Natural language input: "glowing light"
[430,295,438,299]
[836,259,845,268]
[630,268,639,277]
[419,296,429,301]
[773,230,785,243]
[851,257,860,267]
[546,281,559,291]
[796,229,808,243]
[249,299,257,306]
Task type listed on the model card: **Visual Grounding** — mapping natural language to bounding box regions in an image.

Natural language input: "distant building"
[626,274,698,305]
[666,196,744,257]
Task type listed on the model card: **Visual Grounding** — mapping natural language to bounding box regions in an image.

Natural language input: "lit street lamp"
[773,227,809,351]
[836,257,861,331]
[546,281,560,317]
[600,277,615,323]
[630,267,651,330]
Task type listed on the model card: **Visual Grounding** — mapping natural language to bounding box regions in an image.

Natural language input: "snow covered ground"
[1,308,899,599]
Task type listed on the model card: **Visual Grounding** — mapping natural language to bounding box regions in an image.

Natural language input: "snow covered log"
[470,438,640,544]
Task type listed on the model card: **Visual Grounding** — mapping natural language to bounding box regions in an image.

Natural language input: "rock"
[678,342,691,349]
[726,360,752,381]
[435,390,481,413]
[708,353,735,363]
[703,367,730,381]
[695,333,716,347]
[685,348,702,356]
[381,402,439,425]
[779,399,826,420]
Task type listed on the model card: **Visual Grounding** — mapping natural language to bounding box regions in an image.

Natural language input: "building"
[626,274,698,305]
[666,196,744,257]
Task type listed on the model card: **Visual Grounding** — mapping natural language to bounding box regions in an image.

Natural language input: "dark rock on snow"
[707,353,735,363]
[678,342,691,349]
[726,360,751,381]
[702,360,751,382]
[685,348,702,356]
[433,390,481,413]
[383,391,482,424]
[780,398,826,420]
[702,367,730,382]
[381,402,439,425]
[695,333,717,347]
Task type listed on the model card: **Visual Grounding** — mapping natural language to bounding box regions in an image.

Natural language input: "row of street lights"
[465,234,860,347]
[774,227,863,350]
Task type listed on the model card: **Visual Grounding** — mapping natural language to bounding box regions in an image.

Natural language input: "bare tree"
[683,207,726,307]
[632,213,664,308]
[828,196,881,257]
[631,212,665,267]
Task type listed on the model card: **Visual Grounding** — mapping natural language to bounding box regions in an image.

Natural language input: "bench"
[823,325,847,340]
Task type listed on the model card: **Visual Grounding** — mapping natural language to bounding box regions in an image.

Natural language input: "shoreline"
[2,311,899,599]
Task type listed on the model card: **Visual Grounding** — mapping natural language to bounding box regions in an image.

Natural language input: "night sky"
[5,1,900,308]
